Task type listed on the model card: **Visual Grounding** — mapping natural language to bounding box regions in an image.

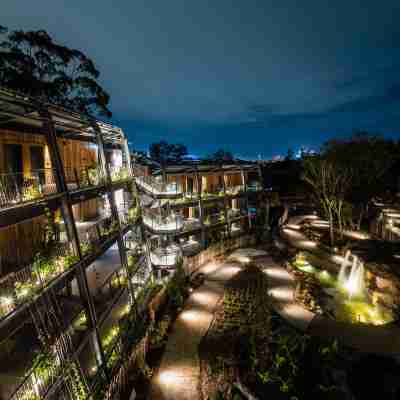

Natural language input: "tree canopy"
[206,148,234,163]
[149,141,188,164]
[0,26,111,117]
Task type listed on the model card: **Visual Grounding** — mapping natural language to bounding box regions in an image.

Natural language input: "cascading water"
[338,250,351,287]
[337,250,366,299]
[345,259,365,299]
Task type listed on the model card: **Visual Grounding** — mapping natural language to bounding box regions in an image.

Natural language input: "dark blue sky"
[3,1,400,158]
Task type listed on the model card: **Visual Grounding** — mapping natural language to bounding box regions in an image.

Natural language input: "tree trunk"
[328,208,335,247]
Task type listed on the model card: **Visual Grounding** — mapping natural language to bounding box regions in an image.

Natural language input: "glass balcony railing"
[142,209,184,232]
[133,166,182,197]
[0,242,79,320]
[150,244,182,267]
[0,169,57,209]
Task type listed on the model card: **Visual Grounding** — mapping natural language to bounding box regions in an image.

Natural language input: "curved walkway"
[148,260,242,400]
[148,238,400,400]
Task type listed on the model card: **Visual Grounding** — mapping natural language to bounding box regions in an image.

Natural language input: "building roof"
[0,87,126,145]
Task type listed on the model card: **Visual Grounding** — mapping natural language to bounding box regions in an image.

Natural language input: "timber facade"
[0,88,149,400]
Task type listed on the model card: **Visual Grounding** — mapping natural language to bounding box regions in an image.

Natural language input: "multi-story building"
[132,157,265,278]
[0,88,150,400]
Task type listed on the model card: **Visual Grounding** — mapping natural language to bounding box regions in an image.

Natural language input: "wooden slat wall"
[0,215,47,275]
[0,128,99,270]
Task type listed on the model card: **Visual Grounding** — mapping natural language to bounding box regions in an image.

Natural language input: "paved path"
[148,260,242,400]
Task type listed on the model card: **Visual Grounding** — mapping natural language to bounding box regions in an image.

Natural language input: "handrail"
[142,207,184,232]
[64,165,105,190]
[133,164,182,196]
[0,168,58,209]
[0,242,78,320]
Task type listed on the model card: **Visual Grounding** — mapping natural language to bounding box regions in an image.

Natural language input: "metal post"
[91,121,137,311]
[40,108,106,369]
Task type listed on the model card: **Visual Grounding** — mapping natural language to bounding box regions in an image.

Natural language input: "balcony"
[77,216,119,257]
[142,209,183,233]
[109,165,131,183]
[203,211,226,226]
[180,238,202,256]
[0,169,57,210]
[246,181,263,192]
[150,244,182,267]
[133,166,182,197]
[65,165,105,191]
[225,185,245,196]
[0,242,79,321]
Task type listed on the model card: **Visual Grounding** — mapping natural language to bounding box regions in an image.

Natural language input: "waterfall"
[337,250,366,299]
[338,250,351,287]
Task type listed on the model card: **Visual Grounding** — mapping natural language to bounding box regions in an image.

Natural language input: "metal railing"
[246,181,263,192]
[203,211,227,226]
[142,208,184,232]
[64,165,105,190]
[0,169,57,209]
[108,165,131,183]
[0,242,78,320]
[95,268,128,303]
[150,244,182,267]
[225,184,246,195]
[78,216,119,256]
[133,165,182,196]
[9,332,76,400]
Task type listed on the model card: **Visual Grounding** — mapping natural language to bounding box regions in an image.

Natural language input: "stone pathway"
[148,260,242,400]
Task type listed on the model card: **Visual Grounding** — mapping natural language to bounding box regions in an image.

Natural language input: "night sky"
[3,1,400,158]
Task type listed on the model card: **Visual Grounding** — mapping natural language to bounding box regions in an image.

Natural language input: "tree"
[206,149,234,162]
[0,26,111,117]
[322,132,400,228]
[285,148,294,161]
[149,141,188,164]
[302,156,352,246]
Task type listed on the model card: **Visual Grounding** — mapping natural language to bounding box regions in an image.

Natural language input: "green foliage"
[205,149,234,162]
[0,26,111,116]
[149,141,188,164]
[68,361,88,400]
[166,259,186,309]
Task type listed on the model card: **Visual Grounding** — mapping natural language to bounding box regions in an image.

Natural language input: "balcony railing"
[247,181,263,192]
[129,255,151,285]
[78,216,119,256]
[108,165,131,183]
[0,242,78,320]
[133,165,182,197]
[225,185,245,195]
[142,208,184,232]
[0,169,57,209]
[203,211,226,226]
[95,268,128,304]
[150,244,182,267]
[65,166,105,191]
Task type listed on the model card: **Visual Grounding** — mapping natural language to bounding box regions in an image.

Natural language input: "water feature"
[338,251,365,299]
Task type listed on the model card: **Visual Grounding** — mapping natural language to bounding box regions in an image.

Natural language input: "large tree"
[206,148,234,162]
[322,132,400,228]
[149,141,188,164]
[0,26,111,117]
[302,155,352,246]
